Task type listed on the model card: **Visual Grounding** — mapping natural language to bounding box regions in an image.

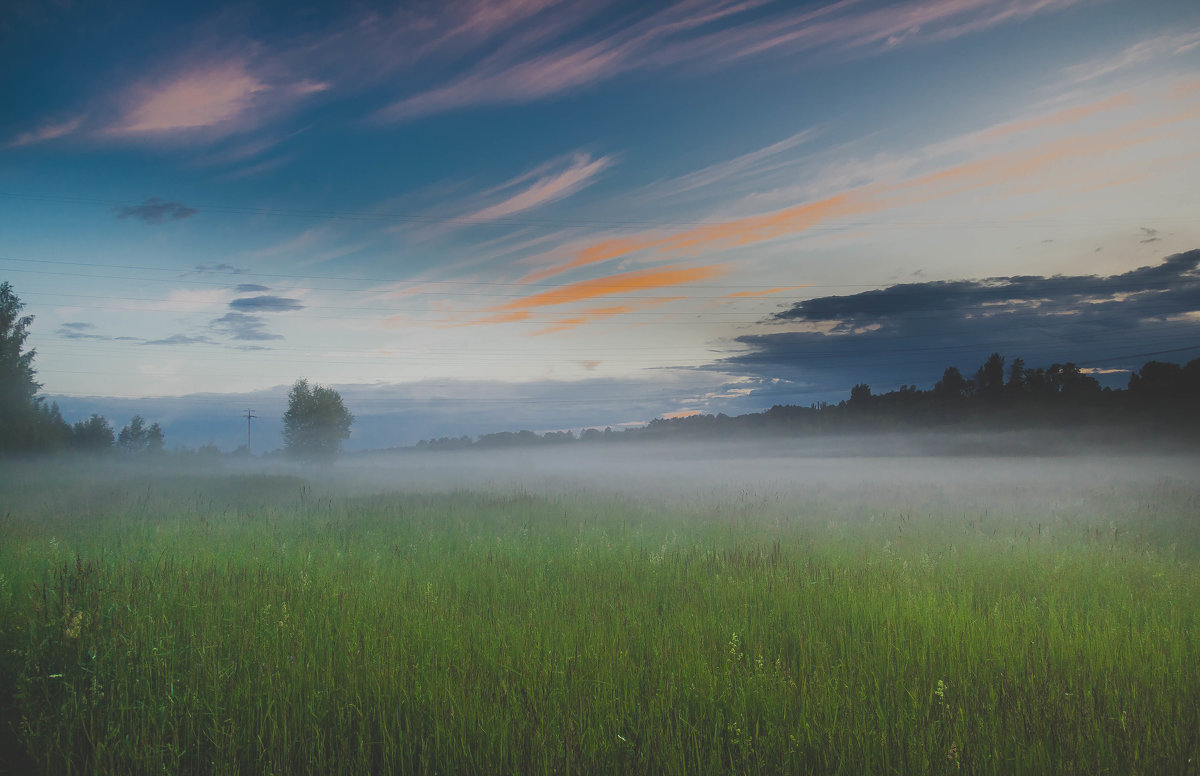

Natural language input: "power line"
[244,408,257,452]
[4,190,1191,230]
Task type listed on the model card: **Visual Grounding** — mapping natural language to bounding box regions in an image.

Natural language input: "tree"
[117,415,165,456]
[73,414,115,451]
[1,281,56,453]
[933,366,972,403]
[282,379,354,463]
[975,352,1005,400]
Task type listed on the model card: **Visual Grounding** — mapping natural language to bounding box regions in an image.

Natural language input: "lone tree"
[282,379,354,463]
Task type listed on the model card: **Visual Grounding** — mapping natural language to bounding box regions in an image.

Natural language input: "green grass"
[1,461,1198,774]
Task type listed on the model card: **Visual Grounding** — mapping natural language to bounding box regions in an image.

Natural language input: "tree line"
[416,353,1200,450]
[0,281,171,456]
[2,281,355,461]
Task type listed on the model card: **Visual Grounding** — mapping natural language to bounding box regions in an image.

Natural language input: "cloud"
[210,312,283,341]
[724,0,1084,59]
[56,322,108,340]
[1062,27,1200,85]
[103,53,327,142]
[1139,227,1161,244]
[228,295,304,312]
[524,84,1198,280]
[529,298,685,336]
[235,283,270,293]
[6,116,83,148]
[194,263,246,275]
[527,188,879,282]
[464,152,613,222]
[491,264,724,312]
[718,250,1200,397]
[725,286,808,298]
[142,334,218,346]
[374,0,1082,122]
[117,197,197,223]
[112,62,269,134]
[639,128,820,203]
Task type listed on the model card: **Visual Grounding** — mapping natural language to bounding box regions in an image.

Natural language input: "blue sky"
[2,0,1199,449]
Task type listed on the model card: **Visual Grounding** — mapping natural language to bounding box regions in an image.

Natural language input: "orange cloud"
[520,235,669,283]
[973,92,1135,144]
[522,86,1192,280]
[724,285,808,298]
[492,264,724,312]
[531,297,687,335]
[662,410,702,419]
[457,310,533,327]
[532,304,640,336]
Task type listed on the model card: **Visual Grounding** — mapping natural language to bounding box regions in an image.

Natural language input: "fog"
[314,431,1200,505]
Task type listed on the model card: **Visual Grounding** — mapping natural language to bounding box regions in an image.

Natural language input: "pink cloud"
[112,62,270,134]
[375,0,1084,121]
[6,116,83,148]
[106,58,328,141]
[466,153,613,221]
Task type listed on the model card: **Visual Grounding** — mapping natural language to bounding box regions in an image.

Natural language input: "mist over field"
[5,433,1200,774]
[5,0,1200,771]
[329,432,1200,498]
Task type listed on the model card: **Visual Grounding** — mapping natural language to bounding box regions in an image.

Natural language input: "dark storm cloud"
[117,197,197,223]
[211,312,283,341]
[718,250,1200,401]
[235,283,270,293]
[228,295,304,312]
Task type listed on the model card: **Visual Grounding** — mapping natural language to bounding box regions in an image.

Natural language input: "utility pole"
[244,409,257,454]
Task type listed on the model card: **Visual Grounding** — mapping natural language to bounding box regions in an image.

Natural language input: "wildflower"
[65,610,84,639]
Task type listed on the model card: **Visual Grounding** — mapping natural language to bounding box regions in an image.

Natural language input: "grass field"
[1,450,1198,774]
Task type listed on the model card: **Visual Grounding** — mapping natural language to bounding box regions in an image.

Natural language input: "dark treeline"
[1,281,172,459]
[416,353,1200,451]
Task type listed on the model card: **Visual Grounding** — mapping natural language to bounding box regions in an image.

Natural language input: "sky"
[2,0,1199,450]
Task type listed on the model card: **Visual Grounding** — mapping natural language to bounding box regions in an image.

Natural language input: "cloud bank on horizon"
[1,0,1199,447]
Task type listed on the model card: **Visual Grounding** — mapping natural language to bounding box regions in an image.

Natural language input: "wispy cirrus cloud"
[374,0,1083,122]
[639,128,820,204]
[1062,27,1200,85]
[492,264,724,312]
[725,286,808,298]
[443,264,723,332]
[5,116,83,148]
[464,152,614,222]
[530,298,686,336]
[522,80,1200,280]
[720,0,1084,61]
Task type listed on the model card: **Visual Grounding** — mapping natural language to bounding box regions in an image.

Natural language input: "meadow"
[1,446,1198,774]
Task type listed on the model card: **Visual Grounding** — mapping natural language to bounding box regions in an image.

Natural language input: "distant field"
[2,449,1198,774]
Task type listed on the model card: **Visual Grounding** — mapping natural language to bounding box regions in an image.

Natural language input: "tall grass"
[1,462,1198,774]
